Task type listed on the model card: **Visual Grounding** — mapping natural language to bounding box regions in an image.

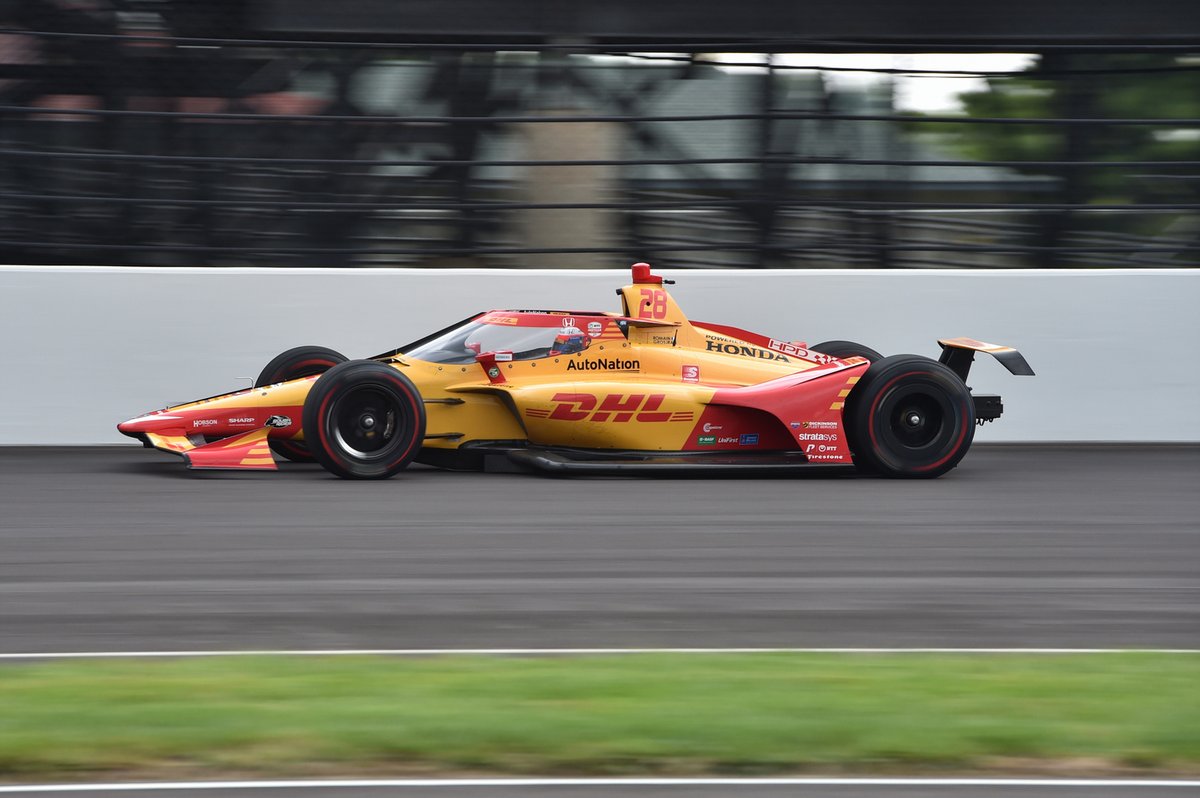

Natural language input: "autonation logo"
[566,358,640,371]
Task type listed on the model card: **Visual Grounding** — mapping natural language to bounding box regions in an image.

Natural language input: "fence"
[1,11,1198,268]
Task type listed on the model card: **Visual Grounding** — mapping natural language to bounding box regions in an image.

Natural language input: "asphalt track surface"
[1,444,1197,654]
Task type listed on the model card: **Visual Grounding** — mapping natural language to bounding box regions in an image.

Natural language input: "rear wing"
[938,337,1035,381]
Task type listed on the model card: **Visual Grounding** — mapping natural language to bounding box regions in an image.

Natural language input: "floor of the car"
[507,446,844,476]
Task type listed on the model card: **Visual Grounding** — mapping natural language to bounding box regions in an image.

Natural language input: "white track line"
[1,648,1198,660]
[3,778,1200,792]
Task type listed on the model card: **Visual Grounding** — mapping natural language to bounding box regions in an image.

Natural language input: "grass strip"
[1,653,1197,779]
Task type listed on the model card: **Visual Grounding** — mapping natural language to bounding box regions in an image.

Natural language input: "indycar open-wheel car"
[119,263,1033,479]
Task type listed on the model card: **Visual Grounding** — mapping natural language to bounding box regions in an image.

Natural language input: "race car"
[118,263,1033,479]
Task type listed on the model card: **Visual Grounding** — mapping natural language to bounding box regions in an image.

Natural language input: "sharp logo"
[705,340,790,362]
[566,358,640,372]
[544,393,673,423]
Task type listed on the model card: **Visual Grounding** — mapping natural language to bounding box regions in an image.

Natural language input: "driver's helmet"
[550,326,590,355]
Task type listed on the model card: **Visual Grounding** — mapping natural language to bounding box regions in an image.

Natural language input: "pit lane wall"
[1,266,1197,444]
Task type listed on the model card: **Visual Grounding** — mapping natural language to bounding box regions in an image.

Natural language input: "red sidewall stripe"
[866,371,969,473]
[315,368,424,474]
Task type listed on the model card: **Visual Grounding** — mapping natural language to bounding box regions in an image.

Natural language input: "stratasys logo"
[566,358,640,372]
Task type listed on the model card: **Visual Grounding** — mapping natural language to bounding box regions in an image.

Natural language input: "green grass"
[1,653,1197,779]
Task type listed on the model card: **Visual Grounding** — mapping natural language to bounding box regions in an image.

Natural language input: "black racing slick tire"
[843,354,976,479]
[302,360,426,480]
[810,340,883,363]
[255,345,349,463]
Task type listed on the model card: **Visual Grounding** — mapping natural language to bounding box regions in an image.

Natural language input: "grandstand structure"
[0,0,1197,267]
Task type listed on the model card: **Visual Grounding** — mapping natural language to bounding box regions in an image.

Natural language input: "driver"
[550,326,591,355]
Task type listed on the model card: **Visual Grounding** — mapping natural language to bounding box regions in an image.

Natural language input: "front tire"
[302,360,426,479]
[256,346,348,462]
[844,354,975,478]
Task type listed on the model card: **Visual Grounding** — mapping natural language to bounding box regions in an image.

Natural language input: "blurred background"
[0,0,1198,270]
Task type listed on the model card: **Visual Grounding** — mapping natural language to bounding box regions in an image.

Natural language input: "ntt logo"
[566,358,640,371]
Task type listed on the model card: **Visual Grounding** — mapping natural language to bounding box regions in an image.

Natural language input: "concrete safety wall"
[1,265,1197,445]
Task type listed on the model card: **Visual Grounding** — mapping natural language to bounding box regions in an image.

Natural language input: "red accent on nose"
[118,413,178,435]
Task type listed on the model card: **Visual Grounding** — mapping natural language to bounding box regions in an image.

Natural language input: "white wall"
[1,265,1197,444]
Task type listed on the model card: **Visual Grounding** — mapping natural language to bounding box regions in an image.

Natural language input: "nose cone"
[118,412,181,437]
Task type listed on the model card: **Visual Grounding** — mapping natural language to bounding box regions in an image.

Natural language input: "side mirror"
[475,350,512,384]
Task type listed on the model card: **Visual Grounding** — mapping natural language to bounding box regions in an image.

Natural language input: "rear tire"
[302,360,426,479]
[811,340,883,362]
[844,354,975,478]
[256,346,348,462]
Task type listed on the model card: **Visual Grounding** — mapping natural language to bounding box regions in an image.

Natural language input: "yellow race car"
[119,263,1032,479]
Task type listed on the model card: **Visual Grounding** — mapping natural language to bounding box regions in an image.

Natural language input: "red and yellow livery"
[119,263,1033,479]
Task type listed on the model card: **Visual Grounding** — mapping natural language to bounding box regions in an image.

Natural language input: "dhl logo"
[527,393,695,423]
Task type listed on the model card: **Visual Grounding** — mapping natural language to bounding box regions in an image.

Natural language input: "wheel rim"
[874,381,958,458]
[890,393,944,449]
[329,384,408,460]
